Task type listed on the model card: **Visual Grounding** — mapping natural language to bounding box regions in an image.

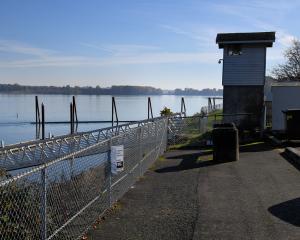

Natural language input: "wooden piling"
[70,103,74,134]
[35,96,41,125]
[181,97,186,116]
[41,103,45,140]
[112,97,119,127]
[72,96,78,124]
[148,97,153,119]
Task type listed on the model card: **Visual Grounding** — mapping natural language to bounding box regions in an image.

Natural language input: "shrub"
[160,107,173,116]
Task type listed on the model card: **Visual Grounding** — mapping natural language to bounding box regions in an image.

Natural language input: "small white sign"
[111,145,124,174]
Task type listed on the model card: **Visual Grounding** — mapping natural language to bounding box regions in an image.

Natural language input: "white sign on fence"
[111,145,124,174]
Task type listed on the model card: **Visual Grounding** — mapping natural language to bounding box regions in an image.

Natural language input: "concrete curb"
[285,147,300,163]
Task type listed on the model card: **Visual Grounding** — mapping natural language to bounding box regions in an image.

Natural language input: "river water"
[0,94,221,145]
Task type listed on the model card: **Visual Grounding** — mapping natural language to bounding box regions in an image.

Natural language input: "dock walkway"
[88,143,300,240]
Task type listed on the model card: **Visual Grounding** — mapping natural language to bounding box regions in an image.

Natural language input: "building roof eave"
[216,31,275,48]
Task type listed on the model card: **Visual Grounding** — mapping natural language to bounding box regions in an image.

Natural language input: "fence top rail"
[0,115,175,171]
[172,114,252,121]
[214,113,253,117]
[0,117,170,186]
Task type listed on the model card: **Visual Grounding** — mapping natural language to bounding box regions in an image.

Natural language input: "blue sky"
[0,0,299,89]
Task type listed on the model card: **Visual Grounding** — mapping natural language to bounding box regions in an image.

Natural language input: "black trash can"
[282,109,300,140]
[213,123,239,162]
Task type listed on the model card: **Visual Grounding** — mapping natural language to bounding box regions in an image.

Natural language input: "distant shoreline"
[0,83,223,96]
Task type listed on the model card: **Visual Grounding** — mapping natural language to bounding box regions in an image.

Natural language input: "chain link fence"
[0,112,216,240]
[0,117,168,240]
[168,115,209,146]
[200,103,222,115]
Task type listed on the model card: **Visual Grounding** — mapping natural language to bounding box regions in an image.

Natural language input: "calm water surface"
[0,94,221,145]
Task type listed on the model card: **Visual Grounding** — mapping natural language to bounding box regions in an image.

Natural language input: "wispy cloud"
[80,43,160,56]
[212,0,299,48]
[159,0,299,66]
[212,0,300,20]
[160,25,207,41]
[276,31,297,46]
[0,40,219,68]
[160,24,216,48]
[0,40,56,57]
[160,1,300,52]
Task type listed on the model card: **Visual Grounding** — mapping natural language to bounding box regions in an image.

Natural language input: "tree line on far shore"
[0,84,223,96]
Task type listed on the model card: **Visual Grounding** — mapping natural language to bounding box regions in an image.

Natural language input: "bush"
[160,107,173,116]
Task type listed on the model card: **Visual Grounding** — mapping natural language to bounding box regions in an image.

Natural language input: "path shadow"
[268,198,300,227]
[286,141,300,148]
[156,151,226,173]
[165,149,212,160]
[239,142,275,153]
[238,140,300,153]
[280,151,300,172]
[158,142,279,173]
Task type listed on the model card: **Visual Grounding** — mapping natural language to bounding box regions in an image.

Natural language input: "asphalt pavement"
[88,143,300,240]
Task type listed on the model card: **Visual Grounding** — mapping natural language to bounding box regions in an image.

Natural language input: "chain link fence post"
[40,149,47,240]
[138,126,143,177]
[164,119,168,152]
[155,120,159,151]
[108,138,112,207]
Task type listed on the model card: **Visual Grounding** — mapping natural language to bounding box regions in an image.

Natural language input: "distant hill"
[0,83,223,96]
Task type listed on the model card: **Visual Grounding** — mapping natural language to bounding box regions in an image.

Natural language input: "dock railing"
[0,112,211,240]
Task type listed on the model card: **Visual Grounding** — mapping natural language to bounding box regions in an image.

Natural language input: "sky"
[0,0,299,89]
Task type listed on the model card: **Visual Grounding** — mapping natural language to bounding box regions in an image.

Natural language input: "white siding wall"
[272,86,300,130]
[223,46,266,86]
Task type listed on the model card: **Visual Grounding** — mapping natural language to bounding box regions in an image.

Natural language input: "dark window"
[228,45,242,56]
